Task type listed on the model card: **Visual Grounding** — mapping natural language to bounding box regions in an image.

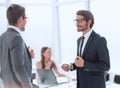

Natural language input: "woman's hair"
[41,47,55,69]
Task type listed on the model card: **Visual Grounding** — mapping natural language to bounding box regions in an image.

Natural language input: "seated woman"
[36,47,66,85]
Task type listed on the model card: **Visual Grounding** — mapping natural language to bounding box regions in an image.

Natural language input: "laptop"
[37,69,67,87]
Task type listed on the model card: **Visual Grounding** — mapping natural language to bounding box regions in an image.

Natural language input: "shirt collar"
[8,25,21,34]
[83,29,93,39]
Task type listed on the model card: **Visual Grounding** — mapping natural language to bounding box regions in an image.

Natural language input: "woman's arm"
[52,61,66,77]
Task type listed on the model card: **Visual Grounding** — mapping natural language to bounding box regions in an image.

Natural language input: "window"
[59,2,88,63]
[0,0,6,3]
[10,0,52,4]
[22,6,53,65]
[0,0,90,66]
[0,6,7,35]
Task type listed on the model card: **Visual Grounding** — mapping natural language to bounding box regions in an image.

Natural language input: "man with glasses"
[62,10,110,88]
[0,4,36,88]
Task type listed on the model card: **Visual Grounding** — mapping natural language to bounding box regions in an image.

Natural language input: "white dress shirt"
[79,29,93,56]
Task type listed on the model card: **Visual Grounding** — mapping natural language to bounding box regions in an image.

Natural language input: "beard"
[20,22,26,31]
[22,27,25,31]
[20,26,25,31]
[77,23,89,32]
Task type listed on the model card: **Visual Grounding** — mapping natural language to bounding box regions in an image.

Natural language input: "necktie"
[79,36,85,56]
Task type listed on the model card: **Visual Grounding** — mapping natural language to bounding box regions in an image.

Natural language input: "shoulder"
[0,30,22,42]
[93,31,107,44]
[7,28,21,40]
[92,31,106,39]
[50,60,57,68]
[6,28,23,44]
[51,60,55,65]
[36,61,42,69]
[7,34,23,50]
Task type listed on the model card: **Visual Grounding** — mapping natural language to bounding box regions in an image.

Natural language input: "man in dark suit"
[62,10,110,88]
[0,4,35,88]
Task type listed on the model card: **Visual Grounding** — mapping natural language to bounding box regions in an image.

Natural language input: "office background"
[0,0,120,74]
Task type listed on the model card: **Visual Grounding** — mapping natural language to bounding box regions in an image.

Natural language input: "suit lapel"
[25,44,32,61]
[82,31,95,57]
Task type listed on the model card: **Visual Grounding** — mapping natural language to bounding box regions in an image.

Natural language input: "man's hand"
[61,64,71,72]
[75,56,84,67]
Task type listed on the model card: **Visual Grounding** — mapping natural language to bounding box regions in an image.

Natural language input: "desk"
[49,83,76,88]
[39,81,120,88]
[39,82,76,88]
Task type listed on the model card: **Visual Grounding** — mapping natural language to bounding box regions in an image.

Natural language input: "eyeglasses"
[23,16,28,19]
[74,19,85,23]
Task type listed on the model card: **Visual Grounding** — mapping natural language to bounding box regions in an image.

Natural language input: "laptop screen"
[37,69,58,85]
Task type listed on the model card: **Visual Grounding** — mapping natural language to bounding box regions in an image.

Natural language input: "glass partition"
[59,2,88,63]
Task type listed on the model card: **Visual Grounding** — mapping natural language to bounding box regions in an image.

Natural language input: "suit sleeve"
[9,35,33,88]
[84,37,110,72]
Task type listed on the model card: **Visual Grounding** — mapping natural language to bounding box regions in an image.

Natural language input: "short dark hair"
[7,4,25,25]
[76,10,94,28]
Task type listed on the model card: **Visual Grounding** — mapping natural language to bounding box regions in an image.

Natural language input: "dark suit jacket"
[72,31,110,88]
[0,28,32,88]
